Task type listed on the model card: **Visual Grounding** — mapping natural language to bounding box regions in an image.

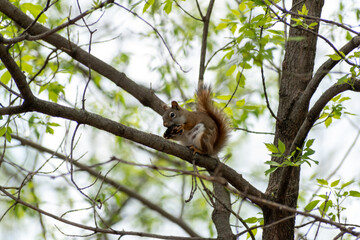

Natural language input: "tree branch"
[0,44,34,102]
[10,135,200,237]
[0,105,28,116]
[198,0,215,88]
[0,0,165,115]
[278,80,360,202]
[0,185,210,240]
[291,80,360,153]
[298,36,360,112]
[28,96,265,206]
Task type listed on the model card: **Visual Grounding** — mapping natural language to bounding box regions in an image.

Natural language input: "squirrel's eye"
[169,112,176,118]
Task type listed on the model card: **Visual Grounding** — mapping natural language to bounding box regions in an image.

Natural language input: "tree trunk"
[263,1,324,239]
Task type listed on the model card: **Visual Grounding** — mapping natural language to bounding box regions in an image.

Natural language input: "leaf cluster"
[304,179,360,222]
[264,139,318,175]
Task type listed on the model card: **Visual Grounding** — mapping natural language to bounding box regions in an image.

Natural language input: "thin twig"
[114,3,187,72]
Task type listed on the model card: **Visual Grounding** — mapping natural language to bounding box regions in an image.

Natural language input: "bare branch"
[10,135,200,237]
[266,0,359,35]
[113,3,187,73]
[0,185,210,240]
[198,0,215,89]
[0,44,34,102]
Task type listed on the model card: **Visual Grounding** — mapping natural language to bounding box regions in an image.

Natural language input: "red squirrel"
[162,86,230,156]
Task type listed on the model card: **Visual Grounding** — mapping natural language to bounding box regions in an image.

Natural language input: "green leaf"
[244,217,257,223]
[5,126,12,142]
[299,4,308,15]
[332,94,341,102]
[317,179,328,186]
[163,0,172,14]
[318,194,328,199]
[239,2,246,11]
[264,161,282,167]
[319,200,332,214]
[327,53,342,61]
[339,97,350,103]
[330,179,340,187]
[0,127,6,137]
[341,180,354,189]
[236,99,245,108]
[278,139,285,154]
[304,200,320,211]
[226,65,237,76]
[306,139,314,148]
[216,95,233,101]
[324,117,332,128]
[236,71,246,87]
[345,32,352,41]
[265,143,279,154]
[308,22,318,29]
[216,22,228,30]
[247,228,257,239]
[265,167,278,176]
[337,75,348,84]
[142,0,154,13]
[349,191,360,197]
[21,3,48,24]
[46,126,54,134]
[0,71,11,84]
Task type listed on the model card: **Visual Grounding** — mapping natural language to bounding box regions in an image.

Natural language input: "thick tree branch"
[0,45,34,102]
[278,80,360,203]
[28,97,265,206]
[291,81,360,153]
[211,180,236,240]
[0,0,165,115]
[298,36,360,112]
[0,105,28,116]
[10,135,200,238]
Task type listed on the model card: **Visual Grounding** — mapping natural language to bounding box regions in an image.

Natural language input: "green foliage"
[304,179,360,221]
[20,3,48,24]
[215,0,283,86]
[264,139,318,175]
[318,94,353,128]
[0,71,11,84]
[244,215,263,239]
[39,82,65,103]
[290,4,318,29]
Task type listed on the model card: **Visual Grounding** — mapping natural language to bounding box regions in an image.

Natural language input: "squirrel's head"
[162,101,185,127]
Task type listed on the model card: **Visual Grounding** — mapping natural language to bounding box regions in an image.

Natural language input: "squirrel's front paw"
[163,124,184,139]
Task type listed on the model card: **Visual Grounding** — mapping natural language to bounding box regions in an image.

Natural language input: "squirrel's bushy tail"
[197,86,230,154]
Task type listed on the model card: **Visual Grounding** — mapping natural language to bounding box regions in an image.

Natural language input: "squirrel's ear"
[162,104,169,111]
[171,101,180,110]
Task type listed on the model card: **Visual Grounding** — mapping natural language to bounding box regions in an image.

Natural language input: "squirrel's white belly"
[182,123,205,147]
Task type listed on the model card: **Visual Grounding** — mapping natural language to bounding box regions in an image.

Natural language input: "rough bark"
[263,1,325,239]
[212,182,235,240]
